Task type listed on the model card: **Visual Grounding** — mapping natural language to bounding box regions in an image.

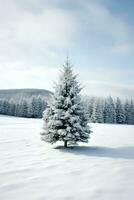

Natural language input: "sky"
[0,0,134,98]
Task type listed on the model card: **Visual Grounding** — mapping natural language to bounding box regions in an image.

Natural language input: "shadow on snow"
[55,145,134,160]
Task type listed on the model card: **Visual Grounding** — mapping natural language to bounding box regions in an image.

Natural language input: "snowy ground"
[0,115,134,200]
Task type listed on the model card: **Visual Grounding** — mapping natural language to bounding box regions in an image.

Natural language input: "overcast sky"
[0,0,134,98]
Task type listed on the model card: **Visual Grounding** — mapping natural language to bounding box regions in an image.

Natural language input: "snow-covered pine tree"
[103,96,116,124]
[21,100,28,117]
[91,99,104,123]
[130,100,134,125]
[28,97,39,118]
[124,100,132,124]
[82,96,95,121]
[41,59,91,147]
[37,97,47,118]
[8,101,16,116]
[115,97,125,124]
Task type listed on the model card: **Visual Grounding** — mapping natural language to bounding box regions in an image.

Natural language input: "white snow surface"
[0,115,134,200]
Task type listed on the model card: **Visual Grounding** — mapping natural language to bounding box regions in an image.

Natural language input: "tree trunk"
[64,141,68,148]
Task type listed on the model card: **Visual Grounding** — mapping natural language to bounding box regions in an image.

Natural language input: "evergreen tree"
[91,99,104,123]
[41,59,91,147]
[115,97,125,124]
[87,97,95,122]
[103,96,116,124]
[124,100,132,124]
[0,100,4,114]
[15,103,20,116]
[0,97,47,118]
[28,97,39,118]
[8,101,16,116]
[21,100,28,117]
[130,100,134,124]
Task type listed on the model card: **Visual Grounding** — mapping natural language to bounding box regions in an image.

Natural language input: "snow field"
[0,115,134,200]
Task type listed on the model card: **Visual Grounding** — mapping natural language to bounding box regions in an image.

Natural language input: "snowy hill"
[0,89,52,101]
[0,115,134,200]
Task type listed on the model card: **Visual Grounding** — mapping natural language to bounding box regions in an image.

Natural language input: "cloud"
[0,0,76,66]
[0,0,133,67]
[0,65,60,91]
[111,43,132,54]
[14,8,74,47]
[77,0,132,46]
[0,61,134,99]
[77,0,134,54]
[75,66,134,98]
[0,0,133,99]
[76,65,134,85]
[82,81,134,99]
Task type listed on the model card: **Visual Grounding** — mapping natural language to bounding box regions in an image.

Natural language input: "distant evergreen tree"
[21,100,28,117]
[104,96,116,124]
[14,103,18,116]
[91,100,104,123]
[37,97,47,118]
[8,101,16,116]
[88,97,95,121]
[41,59,91,147]
[0,100,4,114]
[124,100,132,124]
[115,97,125,124]
[27,97,39,118]
[130,100,134,124]
[3,101,10,115]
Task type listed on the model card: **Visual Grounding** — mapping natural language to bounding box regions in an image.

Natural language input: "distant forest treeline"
[0,89,134,124]
[83,96,134,125]
[0,96,48,118]
[0,89,52,118]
